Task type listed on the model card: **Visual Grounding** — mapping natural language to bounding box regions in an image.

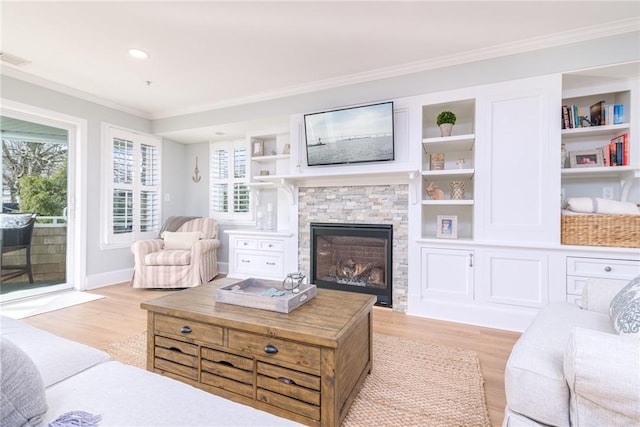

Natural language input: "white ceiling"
[1,1,639,141]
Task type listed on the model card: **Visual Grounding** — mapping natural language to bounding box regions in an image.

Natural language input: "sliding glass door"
[1,114,72,301]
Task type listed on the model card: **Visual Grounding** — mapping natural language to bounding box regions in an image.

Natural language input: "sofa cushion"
[44,361,301,426]
[144,249,191,266]
[504,302,613,426]
[0,337,48,427]
[610,275,640,337]
[162,231,202,250]
[0,316,110,387]
[565,327,640,426]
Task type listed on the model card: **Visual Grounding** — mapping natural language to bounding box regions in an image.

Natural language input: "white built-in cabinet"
[225,131,298,281]
[409,69,640,332]
[475,76,561,244]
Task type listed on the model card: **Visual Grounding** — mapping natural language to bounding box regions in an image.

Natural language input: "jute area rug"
[104,333,491,426]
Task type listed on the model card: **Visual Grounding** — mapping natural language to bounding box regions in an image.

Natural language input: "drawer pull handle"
[278,377,295,385]
[241,260,251,263]
[266,262,275,266]
[264,344,279,354]
[181,326,192,334]
[604,266,612,272]
[169,346,183,353]
[268,244,273,248]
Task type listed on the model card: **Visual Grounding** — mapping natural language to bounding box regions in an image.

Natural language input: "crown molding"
[1,66,151,119]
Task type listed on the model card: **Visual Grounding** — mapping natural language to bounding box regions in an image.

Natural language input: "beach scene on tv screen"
[305,102,394,166]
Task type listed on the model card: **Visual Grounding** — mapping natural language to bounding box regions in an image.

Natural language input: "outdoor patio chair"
[1,212,37,283]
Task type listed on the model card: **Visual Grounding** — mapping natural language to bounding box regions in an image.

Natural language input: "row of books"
[599,133,629,167]
[562,101,624,129]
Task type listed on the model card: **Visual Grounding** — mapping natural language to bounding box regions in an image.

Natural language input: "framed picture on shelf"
[436,215,458,239]
[252,140,264,157]
[569,149,604,168]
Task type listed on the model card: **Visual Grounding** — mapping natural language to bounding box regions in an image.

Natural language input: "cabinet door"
[420,247,474,300]
[475,75,561,244]
[479,249,549,308]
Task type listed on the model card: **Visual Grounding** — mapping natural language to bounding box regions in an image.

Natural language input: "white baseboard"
[85,263,227,290]
[85,268,134,290]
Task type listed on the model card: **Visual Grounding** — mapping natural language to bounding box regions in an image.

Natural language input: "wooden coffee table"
[141,280,376,427]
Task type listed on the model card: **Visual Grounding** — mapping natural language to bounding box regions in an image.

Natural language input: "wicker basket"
[561,214,640,248]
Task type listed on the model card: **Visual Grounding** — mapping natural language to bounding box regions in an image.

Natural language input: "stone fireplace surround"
[297,184,409,312]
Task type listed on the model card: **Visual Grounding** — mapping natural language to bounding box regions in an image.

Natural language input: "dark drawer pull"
[169,346,183,353]
[264,344,278,354]
[278,377,295,385]
[181,326,192,334]
[604,266,612,272]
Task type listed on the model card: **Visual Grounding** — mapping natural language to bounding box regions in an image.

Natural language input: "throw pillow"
[0,337,48,426]
[610,275,640,337]
[162,231,202,250]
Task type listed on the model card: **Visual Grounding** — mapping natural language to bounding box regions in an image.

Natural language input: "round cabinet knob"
[604,266,612,272]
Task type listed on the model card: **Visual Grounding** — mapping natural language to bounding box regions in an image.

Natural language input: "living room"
[1,2,640,426]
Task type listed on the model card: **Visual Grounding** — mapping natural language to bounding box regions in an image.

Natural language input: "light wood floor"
[23,282,521,427]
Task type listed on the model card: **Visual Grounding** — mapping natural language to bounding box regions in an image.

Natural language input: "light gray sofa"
[0,316,300,426]
[503,278,640,426]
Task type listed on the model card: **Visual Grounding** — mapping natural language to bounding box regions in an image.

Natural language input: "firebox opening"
[310,223,392,307]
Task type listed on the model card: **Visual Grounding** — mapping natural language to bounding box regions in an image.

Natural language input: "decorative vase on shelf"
[450,181,465,200]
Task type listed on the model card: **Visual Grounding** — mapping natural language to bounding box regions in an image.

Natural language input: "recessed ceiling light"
[128,48,149,59]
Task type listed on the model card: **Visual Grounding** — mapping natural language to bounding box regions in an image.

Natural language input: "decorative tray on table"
[215,278,317,313]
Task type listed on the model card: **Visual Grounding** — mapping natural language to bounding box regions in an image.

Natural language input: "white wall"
[1,31,638,285]
[1,75,155,284]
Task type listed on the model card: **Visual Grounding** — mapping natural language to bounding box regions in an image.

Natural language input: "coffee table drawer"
[229,330,321,372]
[257,361,320,404]
[155,314,223,345]
[154,336,198,380]
[201,347,254,398]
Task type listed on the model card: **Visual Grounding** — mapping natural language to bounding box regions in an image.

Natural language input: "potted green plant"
[436,111,456,137]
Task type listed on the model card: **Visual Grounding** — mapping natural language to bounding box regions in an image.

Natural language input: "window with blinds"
[209,140,251,221]
[102,124,161,247]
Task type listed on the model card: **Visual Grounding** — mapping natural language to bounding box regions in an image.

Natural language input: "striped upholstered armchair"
[130,217,220,288]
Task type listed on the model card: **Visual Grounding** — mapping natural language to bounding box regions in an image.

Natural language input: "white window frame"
[209,139,252,223]
[101,123,162,249]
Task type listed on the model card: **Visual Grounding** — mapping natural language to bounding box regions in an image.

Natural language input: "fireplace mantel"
[254,168,418,203]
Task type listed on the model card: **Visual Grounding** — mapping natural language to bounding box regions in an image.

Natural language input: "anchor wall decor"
[192,156,202,183]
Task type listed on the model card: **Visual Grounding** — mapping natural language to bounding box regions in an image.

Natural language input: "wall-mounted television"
[304,101,394,167]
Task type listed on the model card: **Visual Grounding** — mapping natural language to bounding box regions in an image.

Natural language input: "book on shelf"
[608,133,629,166]
[561,103,624,128]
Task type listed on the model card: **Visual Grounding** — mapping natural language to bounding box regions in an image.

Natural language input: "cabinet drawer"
[154,314,223,345]
[567,257,640,280]
[258,239,284,252]
[257,361,320,401]
[201,347,254,398]
[234,252,283,276]
[236,238,258,250]
[154,336,198,380]
[228,330,321,373]
[257,362,320,420]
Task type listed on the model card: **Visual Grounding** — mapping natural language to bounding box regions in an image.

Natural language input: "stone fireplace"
[310,222,392,306]
[298,184,408,312]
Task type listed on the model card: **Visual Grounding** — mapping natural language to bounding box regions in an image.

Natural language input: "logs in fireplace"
[310,222,392,307]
